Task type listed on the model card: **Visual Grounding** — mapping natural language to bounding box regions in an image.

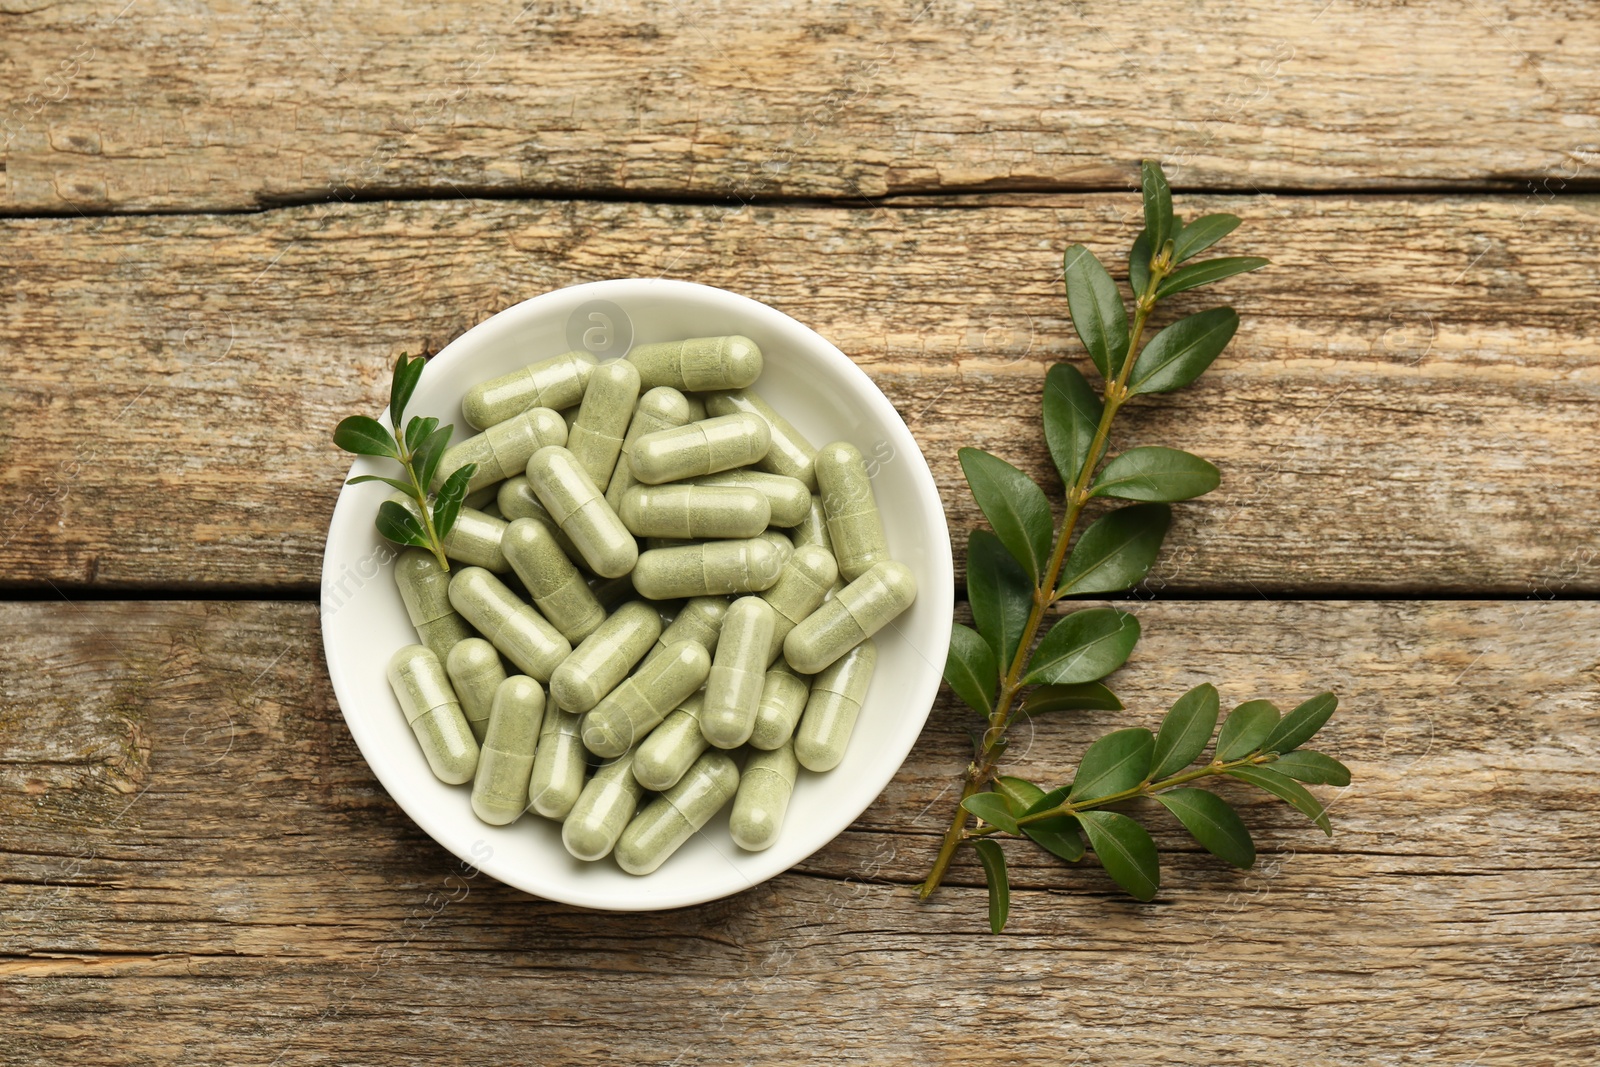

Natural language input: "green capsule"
[629,412,772,485]
[699,597,776,749]
[462,350,597,430]
[527,708,587,820]
[444,637,506,742]
[730,741,799,852]
[501,518,606,643]
[795,639,877,772]
[783,561,916,675]
[562,749,647,861]
[393,549,476,663]
[435,407,567,493]
[632,692,707,792]
[759,544,839,665]
[496,475,583,560]
[581,640,711,758]
[654,596,729,656]
[790,495,833,554]
[757,530,795,571]
[815,441,890,581]
[524,445,639,579]
[606,386,696,511]
[619,483,771,540]
[749,661,811,750]
[625,334,763,392]
[388,494,510,573]
[386,644,480,785]
[447,566,572,681]
[631,538,785,600]
[683,393,708,421]
[470,675,544,826]
[549,600,662,713]
[704,389,818,490]
[567,359,642,491]
[614,750,740,876]
[690,470,811,527]
[465,483,503,513]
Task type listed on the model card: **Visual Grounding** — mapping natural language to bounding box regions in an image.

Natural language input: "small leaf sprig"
[923,160,1349,930]
[333,353,477,571]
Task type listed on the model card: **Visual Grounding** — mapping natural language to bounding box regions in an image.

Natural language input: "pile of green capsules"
[384,335,918,876]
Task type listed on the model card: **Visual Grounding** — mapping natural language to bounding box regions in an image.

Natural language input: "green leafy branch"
[333,353,477,571]
[924,160,1346,929]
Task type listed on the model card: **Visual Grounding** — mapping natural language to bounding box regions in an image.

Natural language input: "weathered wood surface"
[3,0,1599,213]
[4,193,1598,593]
[2,599,1595,1065]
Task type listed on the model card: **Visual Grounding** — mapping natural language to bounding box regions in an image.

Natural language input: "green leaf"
[333,415,399,459]
[1261,692,1339,754]
[1091,447,1220,502]
[413,424,455,492]
[1023,682,1123,715]
[971,839,1010,933]
[1025,815,1085,862]
[1056,503,1171,596]
[375,499,429,548]
[958,448,1053,581]
[1069,727,1154,802]
[1127,307,1240,396]
[432,463,475,540]
[1140,160,1175,257]
[1042,362,1103,489]
[1023,784,1071,817]
[1150,683,1221,779]
[345,474,419,495]
[1128,229,1152,296]
[962,792,1020,836]
[944,624,998,715]
[1078,809,1160,901]
[1157,256,1269,300]
[1062,244,1129,381]
[390,354,426,429]
[1155,788,1256,869]
[966,530,1032,668]
[994,776,1045,813]
[1173,213,1241,263]
[405,415,440,455]
[1269,750,1352,787]
[1226,765,1333,836]
[1024,608,1141,686]
[1217,700,1281,760]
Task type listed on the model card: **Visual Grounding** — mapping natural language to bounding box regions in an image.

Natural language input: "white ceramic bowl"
[321,279,953,910]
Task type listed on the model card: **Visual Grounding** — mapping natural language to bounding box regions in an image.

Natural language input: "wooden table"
[4,3,1597,1063]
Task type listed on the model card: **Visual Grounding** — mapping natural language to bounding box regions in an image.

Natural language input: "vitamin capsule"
[614,750,740,876]
[701,597,777,749]
[387,494,510,573]
[689,470,811,528]
[730,741,799,852]
[605,387,695,511]
[619,483,771,540]
[434,407,568,493]
[759,544,839,664]
[527,708,587,820]
[756,529,795,574]
[470,675,544,826]
[629,412,772,485]
[501,518,606,643]
[749,661,811,750]
[654,596,729,656]
[790,494,833,555]
[704,390,818,490]
[445,637,506,742]
[549,600,662,713]
[447,566,572,681]
[566,359,642,491]
[632,692,707,792]
[815,441,890,581]
[631,538,784,600]
[386,644,479,785]
[461,350,597,430]
[524,445,638,579]
[795,638,877,772]
[581,640,711,758]
[784,561,916,674]
[562,749,647,861]
[393,549,475,663]
[496,475,582,559]
[625,335,763,392]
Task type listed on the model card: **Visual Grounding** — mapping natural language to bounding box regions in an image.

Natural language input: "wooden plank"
[2,1,1598,212]
[2,194,1596,593]
[2,599,1596,1064]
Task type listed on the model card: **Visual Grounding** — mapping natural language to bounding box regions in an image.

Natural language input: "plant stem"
[398,432,452,572]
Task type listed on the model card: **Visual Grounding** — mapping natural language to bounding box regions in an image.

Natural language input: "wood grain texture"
[2,193,1597,593]
[3,0,1599,212]
[2,599,1596,1065]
